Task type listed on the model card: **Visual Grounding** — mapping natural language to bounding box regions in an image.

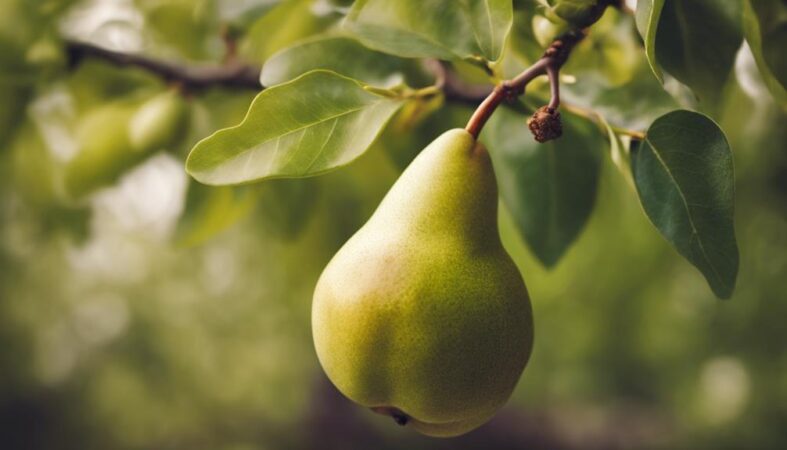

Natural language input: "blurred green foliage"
[0,1,786,449]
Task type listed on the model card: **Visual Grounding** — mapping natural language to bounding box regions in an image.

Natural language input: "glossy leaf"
[261,35,426,88]
[635,0,665,83]
[186,70,404,185]
[631,110,739,298]
[484,107,604,267]
[742,0,787,106]
[653,0,742,110]
[344,0,513,62]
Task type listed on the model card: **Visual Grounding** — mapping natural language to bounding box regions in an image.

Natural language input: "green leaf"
[742,0,787,106]
[255,178,320,240]
[174,181,257,247]
[484,107,604,267]
[261,35,426,88]
[344,0,513,62]
[653,0,743,110]
[635,0,665,83]
[138,0,219,60]
[631,110,739,298]
[550,0,607,28]
[564,60,680,130]
[240,0,341,63]
[596,113,634,189]
[562,7,640,87]
[186,70,404,185]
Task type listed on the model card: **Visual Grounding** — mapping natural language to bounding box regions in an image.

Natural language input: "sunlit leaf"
[261,35,427,88]
[240,0,341,62]
[186,70,404,185]
[596,113,634,188]
[484,107,604,267]
[138,0,220,60]
[742,0,787,106]
[635,0,665,83]
[344,0,513,62]
[563,60,680,131]
[631,110,739,298]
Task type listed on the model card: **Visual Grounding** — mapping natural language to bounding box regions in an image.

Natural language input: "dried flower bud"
[527,106,562,143]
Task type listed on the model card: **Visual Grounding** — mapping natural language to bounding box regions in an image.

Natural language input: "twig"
[562,103,646,140]
[65,40,261,90]
[465,30,585,139]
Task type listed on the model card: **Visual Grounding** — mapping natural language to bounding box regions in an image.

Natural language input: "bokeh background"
[1,1,786,449]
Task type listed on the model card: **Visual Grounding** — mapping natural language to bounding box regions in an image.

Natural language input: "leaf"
[483,107,604,267]
[139,0,219,60]
[653,0,743,110]
[635,0,665,83]
[596,113,635,189]
[344,0,513,62]
[186,70,404,185]
[564,62,680,131]
[261,35,427,88]
[255,178,320,240]
[174,181,256,247]
[742,0,787,106]
[631,110,739,298]
[240,0,341,63]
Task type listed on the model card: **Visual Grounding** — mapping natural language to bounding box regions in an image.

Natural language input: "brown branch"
[64,34,584,137]
[465,30,585,139]
[65,40,261,91]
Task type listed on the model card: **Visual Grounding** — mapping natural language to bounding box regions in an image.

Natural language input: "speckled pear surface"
[312,129,533,437]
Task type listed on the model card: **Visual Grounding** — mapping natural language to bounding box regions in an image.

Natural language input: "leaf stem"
[561,103,646,140]
[464,31,585,139]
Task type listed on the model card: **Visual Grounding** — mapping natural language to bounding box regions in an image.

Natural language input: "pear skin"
[312,128,533,437]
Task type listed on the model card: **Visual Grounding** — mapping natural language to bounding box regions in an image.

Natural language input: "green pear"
[129,90,190,153]
[64,104,138,199]
[312,129,533,438]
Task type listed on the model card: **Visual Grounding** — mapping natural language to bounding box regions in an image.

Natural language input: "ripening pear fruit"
[10,122,58,207]
[312,129,533,437]
[64,92,189,199]
[548,0,608,29]
[129,90,190,153]
[64,104,138,199]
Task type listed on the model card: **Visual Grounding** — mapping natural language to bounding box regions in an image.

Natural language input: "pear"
[312,129,533,437]
[129,90,190,153]
[64,104,138,199]
[64,92,189,199]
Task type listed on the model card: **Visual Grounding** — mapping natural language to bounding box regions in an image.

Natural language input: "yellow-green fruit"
[10,122,58,207]
[64,104,140,199]
[312,129,533,437]
[129,90,189,153]
[550,0,608,29]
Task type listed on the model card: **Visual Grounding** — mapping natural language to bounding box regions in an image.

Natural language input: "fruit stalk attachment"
[465,31,585,141]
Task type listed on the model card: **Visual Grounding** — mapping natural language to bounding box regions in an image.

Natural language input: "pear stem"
[464,31,585,140]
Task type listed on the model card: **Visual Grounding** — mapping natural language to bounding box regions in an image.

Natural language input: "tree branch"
[65,35,599,143]
[464,30,585,140]
[65,40,262,90]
